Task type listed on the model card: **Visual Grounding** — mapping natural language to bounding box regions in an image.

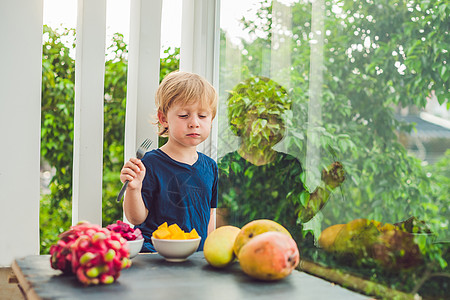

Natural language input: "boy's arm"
[121,157,149,225]
[123,189,148,225]
[298,162,345,223]
[208,208,216,235]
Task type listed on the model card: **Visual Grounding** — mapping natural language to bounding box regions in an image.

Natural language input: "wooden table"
[12,252,368,300]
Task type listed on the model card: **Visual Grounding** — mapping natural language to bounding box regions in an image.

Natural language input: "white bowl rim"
[127,237,144,242]
[151,236,201,242]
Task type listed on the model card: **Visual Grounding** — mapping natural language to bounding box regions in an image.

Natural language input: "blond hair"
[155,71,217,136]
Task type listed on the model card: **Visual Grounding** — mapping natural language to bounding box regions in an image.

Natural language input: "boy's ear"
[157,110,168,126]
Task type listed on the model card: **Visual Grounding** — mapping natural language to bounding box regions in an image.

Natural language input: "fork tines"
[136,138,152,159]
[140,138,152,150]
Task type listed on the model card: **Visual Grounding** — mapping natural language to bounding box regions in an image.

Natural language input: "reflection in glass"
[217,76,345,242]
[218,0,449,298]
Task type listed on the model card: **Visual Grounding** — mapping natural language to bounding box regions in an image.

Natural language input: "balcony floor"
[0,267,24,299]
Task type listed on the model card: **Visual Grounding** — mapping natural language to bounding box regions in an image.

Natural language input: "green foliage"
[102,33,129,226]
[39,26,180,254]
[160,47,180,81]
[227,76,291,138]
[40,26,76,251]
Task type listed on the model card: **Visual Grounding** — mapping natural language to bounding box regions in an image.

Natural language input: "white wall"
[0,0,43,266]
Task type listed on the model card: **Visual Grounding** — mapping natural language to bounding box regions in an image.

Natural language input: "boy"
[120,71,218,252]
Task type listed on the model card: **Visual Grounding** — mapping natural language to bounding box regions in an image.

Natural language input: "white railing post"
[122,0,162,224]
[124,0,161,161]
[180,0,220,160]
[72,0,107,226]
[0,0,43,265]
[305,0,325,190]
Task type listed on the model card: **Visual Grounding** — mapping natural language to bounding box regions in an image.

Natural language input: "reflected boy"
[217,76,345,241]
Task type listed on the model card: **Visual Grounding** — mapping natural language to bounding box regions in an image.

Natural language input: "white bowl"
[151,237,201,262]
[127,238,144,259]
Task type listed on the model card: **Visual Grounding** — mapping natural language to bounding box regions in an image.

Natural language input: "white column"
[124,0,161,162]
[306,0,325,189]
[180,0,220,160]
[270,0,292,88]
[72,0,107,226]
[0,0,43,265]
[270,0,292,155]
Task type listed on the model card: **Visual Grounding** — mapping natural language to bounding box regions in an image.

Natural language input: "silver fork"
[117,138,153,202]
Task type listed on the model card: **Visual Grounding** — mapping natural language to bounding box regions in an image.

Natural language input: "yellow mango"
[233,219,291,257]
[152,222,200,240]
[153,228,171,239]
[318,224,345,251]
[171,231,186,240]
[204,226,240,268]
[188,228,200,239]
[380,223,396,232]
[168,223,183,235]
[158,222,168,230]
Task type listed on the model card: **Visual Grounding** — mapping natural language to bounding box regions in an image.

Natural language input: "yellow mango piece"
[158,222,168,230]
[168,223,183,236]
[153,222,197,240]
[171,231,186,240]
[188,228,200,239]
[153,228,171,239]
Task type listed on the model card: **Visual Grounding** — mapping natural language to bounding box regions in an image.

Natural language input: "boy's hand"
[322,161,345,189]
[120,158,146,190]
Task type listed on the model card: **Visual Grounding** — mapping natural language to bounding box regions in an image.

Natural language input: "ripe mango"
[332,218,381,256]
[371,228,423,270]
[188,228,200,239]
[204,226,241,268]
[233,219,291,257]
[318,224,345,251]
[238,231,299,281]
[379,223,396,232]
[318,220,397,253]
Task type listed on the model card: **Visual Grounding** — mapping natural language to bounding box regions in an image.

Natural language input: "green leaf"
[299,191,310,207]
[231,161,242,174]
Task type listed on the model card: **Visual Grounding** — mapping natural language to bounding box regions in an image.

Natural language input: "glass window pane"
[218,0,449,297]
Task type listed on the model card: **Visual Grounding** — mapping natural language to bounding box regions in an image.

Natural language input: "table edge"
[12,259,42,300]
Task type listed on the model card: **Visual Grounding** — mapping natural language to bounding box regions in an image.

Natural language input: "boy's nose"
[189,117,200,128]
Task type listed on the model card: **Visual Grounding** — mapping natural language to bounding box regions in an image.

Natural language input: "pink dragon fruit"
[49,221,131,285]
[50,221,101,274]
[70,227,131,285]
[106,220,143,241]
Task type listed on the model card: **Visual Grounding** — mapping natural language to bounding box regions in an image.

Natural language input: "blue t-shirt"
[135,149,218,252]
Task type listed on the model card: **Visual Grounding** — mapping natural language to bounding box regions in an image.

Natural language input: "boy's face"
[159,101,213,148]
